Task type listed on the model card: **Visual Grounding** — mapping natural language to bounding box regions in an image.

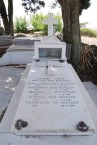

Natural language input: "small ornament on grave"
[15,119,28,130]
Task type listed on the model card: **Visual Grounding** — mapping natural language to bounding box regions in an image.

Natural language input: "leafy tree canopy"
[22,0,45,13]
[79,0,91,14]
[22,0,91,15]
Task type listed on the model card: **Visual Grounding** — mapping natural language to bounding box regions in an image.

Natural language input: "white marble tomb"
[0,13,97,145]
[10,34,96,135]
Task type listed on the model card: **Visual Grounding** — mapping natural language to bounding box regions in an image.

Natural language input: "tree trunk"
[0,0,9,34]
[70,0,81,69]
[58,0,72,44]
[8,0,14,36]
[58,0,81,70]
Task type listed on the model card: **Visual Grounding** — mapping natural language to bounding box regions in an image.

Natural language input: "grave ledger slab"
[11,61,96,135]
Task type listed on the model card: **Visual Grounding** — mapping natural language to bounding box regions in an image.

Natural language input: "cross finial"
[43,13,58,36]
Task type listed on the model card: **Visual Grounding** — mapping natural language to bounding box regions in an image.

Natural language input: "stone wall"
[0,36,13,46]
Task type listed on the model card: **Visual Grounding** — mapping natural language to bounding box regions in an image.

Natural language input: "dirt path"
[81,36,97,46]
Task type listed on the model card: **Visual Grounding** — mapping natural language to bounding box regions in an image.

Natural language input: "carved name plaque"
[26,78,78,108]
[12,62,95,135]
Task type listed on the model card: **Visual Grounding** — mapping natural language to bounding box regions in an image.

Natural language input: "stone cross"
[43,13,58,36]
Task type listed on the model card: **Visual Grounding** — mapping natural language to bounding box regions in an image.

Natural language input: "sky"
[2,0,97,28]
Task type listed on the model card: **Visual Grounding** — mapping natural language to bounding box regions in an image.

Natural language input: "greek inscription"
[26,77,79,107]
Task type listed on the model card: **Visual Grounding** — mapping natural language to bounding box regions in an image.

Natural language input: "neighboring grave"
[0,37,41,65]
[0,13,97,144]
[13,37,40,45]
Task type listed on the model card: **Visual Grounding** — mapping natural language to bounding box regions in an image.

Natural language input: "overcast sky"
[3,0,97,28]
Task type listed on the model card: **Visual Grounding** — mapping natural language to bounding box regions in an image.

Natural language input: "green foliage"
[14,17,28,33]
[80,28,97,37]
[55,15,63,32]
[30,13,63,33]
[30,13,48,33]
[79,0,91,14]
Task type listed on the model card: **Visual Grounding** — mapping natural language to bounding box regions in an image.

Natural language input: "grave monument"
[0,36,41,65]
[0,13,97,144]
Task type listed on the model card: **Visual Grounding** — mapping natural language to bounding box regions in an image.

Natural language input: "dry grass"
[81,44,94,70]
[79,44,97,84]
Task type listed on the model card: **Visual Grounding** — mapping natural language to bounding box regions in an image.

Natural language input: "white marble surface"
[11,61,95,135]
